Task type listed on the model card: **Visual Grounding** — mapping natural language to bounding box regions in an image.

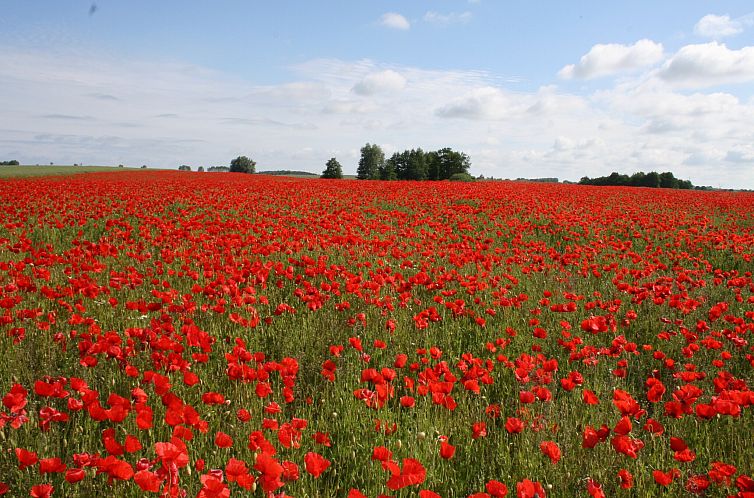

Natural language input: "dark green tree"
[580,171,693,189]
[356,143,384,180]
[426,150,440,180]
[178,165,191,171]
[379,157,397,180]
[230,155,256,174]
[390,152,409,180]
[659,172,678,189]
[427,148,470,180]
[406,148,428,180]
[392,149,428,180]
[321,157,343,179]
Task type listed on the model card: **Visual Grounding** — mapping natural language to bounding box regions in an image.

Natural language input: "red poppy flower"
[134,469,162,492]
[539,441,561,464]
[372,446,392,462]
[440,441,456,460]
[486,480,509,497]
[313,431,332,447]
[582,390,599,405]
[386,458,426,490]
[254,453,284,493]
[613,416,632,436]
[685,474,710,494]
[30,484,54,498]
[653,469,680,486]
[197,474,230,498]
[505,417,525,434]
[15,448,38,470]
[516,479,546,498]
[586,479,605,498]
[617,469,633,489]
[214,432,233,448]
[282,460,300,482]
[472,422,488,439]
[304,452,330,478]
[39,457,66,473]
[124,434,142,453]
[65,468,86,484]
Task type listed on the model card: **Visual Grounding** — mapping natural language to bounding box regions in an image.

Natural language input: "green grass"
[0,165,137,178]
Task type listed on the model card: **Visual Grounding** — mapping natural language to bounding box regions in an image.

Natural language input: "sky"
[1,1,754,188]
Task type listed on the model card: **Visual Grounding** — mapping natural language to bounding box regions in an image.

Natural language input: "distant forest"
[259,170,319,177]
[579,171,694,189]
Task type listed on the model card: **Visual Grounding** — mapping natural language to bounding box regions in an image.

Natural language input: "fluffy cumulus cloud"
[694,14,744,38]
[435,87,514,119]
[4,32,754,188]
[423,11,473,26]
[657,42,754,87]
[725,146,754,163]
[379,12,410,30]
[352,70,407,96]
[559,39,664,79]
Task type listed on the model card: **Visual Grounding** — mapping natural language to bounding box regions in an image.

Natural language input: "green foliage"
[356,143,384,180]
[230,155,256,174]
[321,158,344,179]
[379,159,397,180]
[580,171,693,189]
[0,160,20,166]
[178,165,191,171]
[361,146,469,181]
[426,148,471,180]
[260,170,319,177]
[449,172,475,182]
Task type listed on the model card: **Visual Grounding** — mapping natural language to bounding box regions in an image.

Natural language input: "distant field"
[0,166,355,180]
[0,165,136,178]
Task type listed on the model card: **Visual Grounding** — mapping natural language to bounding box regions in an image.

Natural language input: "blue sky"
[2,1,754,187]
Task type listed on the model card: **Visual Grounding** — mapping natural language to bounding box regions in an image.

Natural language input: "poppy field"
[1,170,754,498]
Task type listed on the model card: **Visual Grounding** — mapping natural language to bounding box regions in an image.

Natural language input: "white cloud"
[657,42,754,87]
[3,43,754,188]
[694,14,743,38]
[725,146,754,163]
[435,87,514,119]
[559,39,664,79]
[379,12,410,30]
[423,11,473,26]
[352,70,407,95]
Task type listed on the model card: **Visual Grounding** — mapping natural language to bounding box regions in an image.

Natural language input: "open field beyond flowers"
[1,171,753,497]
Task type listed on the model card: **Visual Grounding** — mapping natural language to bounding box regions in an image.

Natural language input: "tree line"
[579,171,693,189]
[322,143,472,181]
[0,160,20,166]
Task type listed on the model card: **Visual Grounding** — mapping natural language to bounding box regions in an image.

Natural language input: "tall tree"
[406,148,427,180]
[426,150,440,180]
[380,157,397,180]
[230,156,256,174]
[321,157,343,179]
[356,143,384,180]
[423,148,470,180]
[658,172,678,189]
